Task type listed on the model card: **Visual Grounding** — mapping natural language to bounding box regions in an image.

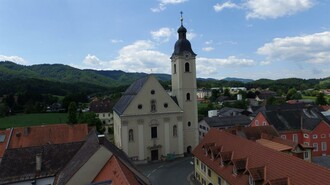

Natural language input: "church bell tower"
[171,12,198,152]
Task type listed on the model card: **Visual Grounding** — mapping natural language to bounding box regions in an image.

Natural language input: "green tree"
[0,103,8,117]
[223,88,230,97]
[67,102,78,124]
[79,112,105,133]
[210,89,220,102]
[316,93,327,105]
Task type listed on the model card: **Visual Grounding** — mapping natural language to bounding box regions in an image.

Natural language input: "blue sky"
[0,0,329,80]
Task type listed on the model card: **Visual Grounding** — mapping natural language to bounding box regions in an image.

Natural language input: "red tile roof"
[0,129,11,158]
[93,155,141,185]
[8,124,88,148]
[192,128,330,185]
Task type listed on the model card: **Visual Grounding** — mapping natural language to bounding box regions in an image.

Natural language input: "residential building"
[198,115,251,140]
[90,98,115,133]
[113,17,198,161]
[197,89,212,99]
[192,128,330,185]
[250,105,330,157]
[225,126,313,161]
[0,129,150,185]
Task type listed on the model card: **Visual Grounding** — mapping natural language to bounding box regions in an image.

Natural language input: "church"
[113,16,198,161]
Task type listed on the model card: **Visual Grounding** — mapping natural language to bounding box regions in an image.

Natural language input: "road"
[137,157,194,185]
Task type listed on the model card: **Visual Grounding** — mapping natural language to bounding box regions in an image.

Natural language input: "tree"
[286,88,302,100]
[79,112,105,133]
[316,93,327,105]
[210,89,220,102]
[67,102,78,124]
[223,88,230,97]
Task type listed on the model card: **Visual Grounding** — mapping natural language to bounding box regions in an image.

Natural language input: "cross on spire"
[180,11,183,26]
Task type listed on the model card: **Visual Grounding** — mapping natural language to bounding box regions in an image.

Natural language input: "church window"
[173,125,178,137]
[129,129,134,142]
[185,62,190,72]
[151,127,157,139]
[164,103,168,108]
[138,104,142,109]
[188,121,191,127]
[186,93,191,101]
[174,64,177,74]
[151,100,157,112]
[151,90,155,95]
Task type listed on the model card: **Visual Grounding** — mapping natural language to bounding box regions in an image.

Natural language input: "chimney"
[36,153,42,172]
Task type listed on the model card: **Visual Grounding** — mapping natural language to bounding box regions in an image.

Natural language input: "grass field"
[0,113,68,129]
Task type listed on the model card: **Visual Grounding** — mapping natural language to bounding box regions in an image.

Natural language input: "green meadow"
[0,113,68,129]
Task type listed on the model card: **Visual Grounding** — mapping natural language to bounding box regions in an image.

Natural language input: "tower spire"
[180,11,183,26]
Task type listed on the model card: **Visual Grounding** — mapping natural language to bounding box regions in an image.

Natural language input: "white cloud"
[214,1,240,12]
[151,27,174,43]
[0,55,27,64]
[82,40,170,74]
[245,0,315,19]
[83,54,103,66]
[111,39,123,44]
[257,31,330,64]
[151,0,187,12]
[196,56,256,78]
[202,47,214,52]
[187,32,196,40]
[205,40,213,45]
[260,61,271,65]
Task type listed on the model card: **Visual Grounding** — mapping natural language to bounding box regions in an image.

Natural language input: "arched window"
[186,93,191,101]
[185,62,190,72]
[174,64,177,74]
[173,125,178,137]
[129,129,134,142]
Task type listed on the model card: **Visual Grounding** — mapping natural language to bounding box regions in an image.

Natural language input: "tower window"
[129,129,134,142]
[188,122,191,127]
[185,62,190,72]
[138,104,142,109]
[186,93,191,101]
[174,64,177,74]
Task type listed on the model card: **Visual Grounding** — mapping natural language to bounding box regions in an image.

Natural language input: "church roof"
[113,76,149,115]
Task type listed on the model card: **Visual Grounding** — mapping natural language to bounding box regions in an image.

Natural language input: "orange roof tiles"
[256,139,293,151]
[93,155,141,185]
[193,128,330,185]
[8,124,88,148]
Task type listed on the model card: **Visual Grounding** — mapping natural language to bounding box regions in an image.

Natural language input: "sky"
[0,0,329,80]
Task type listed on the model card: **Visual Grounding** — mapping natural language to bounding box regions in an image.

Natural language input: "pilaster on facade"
[122,121,128,154]
[138,122,144,160]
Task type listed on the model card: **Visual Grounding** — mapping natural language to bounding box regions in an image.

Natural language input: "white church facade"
[113,16,198,161]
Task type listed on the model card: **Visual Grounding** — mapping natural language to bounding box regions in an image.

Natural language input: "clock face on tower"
[183,51,191,59]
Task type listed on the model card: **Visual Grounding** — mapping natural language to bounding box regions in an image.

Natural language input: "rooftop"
[8,123,89,148]
[193,128,330,185]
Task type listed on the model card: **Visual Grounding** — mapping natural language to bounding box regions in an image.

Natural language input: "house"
[54,130,150,185]
[8,124,89,149]
[90,98,115,134]
[192,128,330,185]
[0,141,84,184]
[198,115,251,140]
[225,126,313,161]
[197,88,212,100]
[250,105,330,157]
[113,17,199,161]
[0,130,150,185]
[217,107,245,117]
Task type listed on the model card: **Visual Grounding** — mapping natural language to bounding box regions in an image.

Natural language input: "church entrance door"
[151,149,158,161]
